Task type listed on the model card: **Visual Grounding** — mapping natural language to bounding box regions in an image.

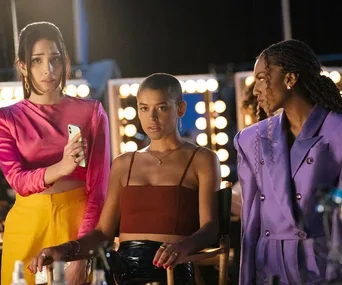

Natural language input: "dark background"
[0,0,341,78]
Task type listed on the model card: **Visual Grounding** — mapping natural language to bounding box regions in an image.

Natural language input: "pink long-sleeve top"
[0,95,110,237]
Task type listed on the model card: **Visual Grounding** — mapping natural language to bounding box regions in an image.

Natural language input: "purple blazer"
[234,105,342,285]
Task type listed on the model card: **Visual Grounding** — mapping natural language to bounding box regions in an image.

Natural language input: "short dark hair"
[137,73,183,104]
[17,21,70,98]
[259,39,342,113]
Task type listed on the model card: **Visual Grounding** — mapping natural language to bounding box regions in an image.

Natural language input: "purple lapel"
[260,113,297,227]
[290,105,329,178]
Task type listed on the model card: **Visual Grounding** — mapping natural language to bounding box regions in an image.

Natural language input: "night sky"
[1,0,342,78]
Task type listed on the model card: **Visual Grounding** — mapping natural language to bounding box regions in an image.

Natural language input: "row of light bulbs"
[0,84,90,103]
[194,98,230,181]
[321,70,341,84]
[118,97,227,122]
[118,79,219,98]
[194,98,228,147]
[0,87,24,101]
[244,70,342,87]
[196,132,229,146]
[118,114,230,145]
[63,84,90,97]
[195,116,228,130]
[117,103,229,131]
[194,100,226,114]
[120,127,229,154]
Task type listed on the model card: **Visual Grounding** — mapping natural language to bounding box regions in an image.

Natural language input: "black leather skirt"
[104,240,195,285]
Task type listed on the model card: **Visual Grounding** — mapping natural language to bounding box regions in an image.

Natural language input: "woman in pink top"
[0,22,110,285]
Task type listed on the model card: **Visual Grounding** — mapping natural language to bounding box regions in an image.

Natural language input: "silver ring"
[41,253,47,258]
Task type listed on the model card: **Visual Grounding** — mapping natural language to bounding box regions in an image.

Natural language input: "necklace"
[148,141,185,165]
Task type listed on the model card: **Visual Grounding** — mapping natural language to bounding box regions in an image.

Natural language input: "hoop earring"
[24,77,30,93]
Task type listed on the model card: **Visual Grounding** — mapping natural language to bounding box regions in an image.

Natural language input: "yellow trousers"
[1,187,86,285]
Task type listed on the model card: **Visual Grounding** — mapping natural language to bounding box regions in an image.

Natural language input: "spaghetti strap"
[126,151,137,186]
[179,147,201,186]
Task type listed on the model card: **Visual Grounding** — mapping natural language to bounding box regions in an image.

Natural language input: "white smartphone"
[68,124,86,167]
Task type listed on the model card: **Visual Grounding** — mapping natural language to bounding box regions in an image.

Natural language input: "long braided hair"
[260,39,342,113]
[253,39,342,180]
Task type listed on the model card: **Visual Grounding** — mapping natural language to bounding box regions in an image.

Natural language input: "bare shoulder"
[195,146,218,160]
[190,145,220,171]
[184,144,220,190]
[111,151,135,175]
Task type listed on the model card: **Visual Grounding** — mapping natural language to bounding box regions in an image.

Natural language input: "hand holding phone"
[68,124,87,167]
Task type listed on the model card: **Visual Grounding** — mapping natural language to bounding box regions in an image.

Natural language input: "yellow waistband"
[15,186,86,206]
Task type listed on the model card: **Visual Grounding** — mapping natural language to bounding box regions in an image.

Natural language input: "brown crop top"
[120,147,200,236]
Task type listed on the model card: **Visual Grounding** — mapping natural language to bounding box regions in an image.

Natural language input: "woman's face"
[253,56,288,114]
[137,88,184,140]
[24,38,63,95]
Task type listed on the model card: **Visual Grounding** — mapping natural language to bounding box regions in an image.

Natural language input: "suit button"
[260,194,265,201]
[306,157,314,164]
[297,231,307,239]
[260,159,265,165]
[265,230,270,237]
[296,193,302,200]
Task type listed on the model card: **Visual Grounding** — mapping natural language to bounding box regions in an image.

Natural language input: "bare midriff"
[119,233,186,243]
[39,179,86,194]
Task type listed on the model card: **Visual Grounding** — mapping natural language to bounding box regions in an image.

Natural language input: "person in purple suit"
[234,39,342,285]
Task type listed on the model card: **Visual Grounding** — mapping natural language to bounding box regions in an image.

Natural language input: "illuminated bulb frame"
[107,74,219,159]
[108,74,234,181]
[0,79,90,108]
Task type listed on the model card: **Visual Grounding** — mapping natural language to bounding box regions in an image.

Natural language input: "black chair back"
[218,186,232,236]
